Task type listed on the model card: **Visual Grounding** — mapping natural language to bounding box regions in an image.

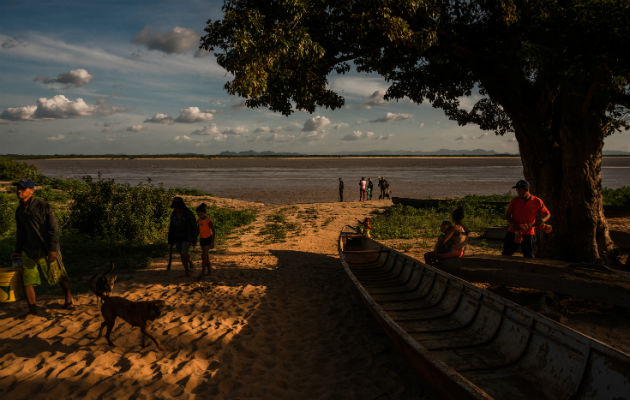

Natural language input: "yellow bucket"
[0,268,23,302]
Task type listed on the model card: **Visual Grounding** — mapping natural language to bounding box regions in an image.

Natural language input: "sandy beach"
[0,197,627,399]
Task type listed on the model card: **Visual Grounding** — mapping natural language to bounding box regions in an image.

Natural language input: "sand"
[0,197,627,399]
[0,199,435,400]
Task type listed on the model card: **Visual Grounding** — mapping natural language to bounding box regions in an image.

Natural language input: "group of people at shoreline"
[8,176,550,317]
[338,176,391,202]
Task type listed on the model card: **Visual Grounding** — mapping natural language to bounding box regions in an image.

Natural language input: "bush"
[0,193,14,236]
[602,186,630,207]
[206,204,257,243]
[0,158,40,181]
[68,177,173,244]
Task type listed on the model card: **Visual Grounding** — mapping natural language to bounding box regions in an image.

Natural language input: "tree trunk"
[512,98,617,264]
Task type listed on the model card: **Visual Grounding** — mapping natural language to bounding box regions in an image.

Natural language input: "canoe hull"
[338,231,630,400]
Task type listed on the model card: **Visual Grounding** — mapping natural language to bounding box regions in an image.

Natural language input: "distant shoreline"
[3,153,629,160]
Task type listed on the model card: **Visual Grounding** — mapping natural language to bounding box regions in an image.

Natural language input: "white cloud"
[222,126,248,135]
[174,135,193,142]
[332,122,349,130]
[127,124,145,132]
[47,134,65,141]
[342,130,374,141]
[370,112,413,123]
[265,133,295,142]
[302,115,331,132]
[133,26,198,54]
[0,95,123,121]
[191,124,221,136]
[419,122,425,128]
[329,76,389,97]
[35,68,93,88]
[375,133,393,141]
[360,90,388,109]
[175,107,214,123]
[144,113,174,124]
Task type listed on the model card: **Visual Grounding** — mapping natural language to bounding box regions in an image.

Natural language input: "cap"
[171,196,185,208]
[12,179,35,189]
[512,180,530,189]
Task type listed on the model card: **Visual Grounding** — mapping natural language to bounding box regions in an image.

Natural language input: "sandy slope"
[0,199,436,400]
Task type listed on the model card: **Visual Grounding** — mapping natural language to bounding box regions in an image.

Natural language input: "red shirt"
[506,195,549,235]
[197,217,213,239]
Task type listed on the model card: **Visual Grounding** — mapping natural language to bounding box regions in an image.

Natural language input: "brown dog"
[89,275,165,349]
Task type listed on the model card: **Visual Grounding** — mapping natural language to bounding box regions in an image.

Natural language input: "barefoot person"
[168,196,198,276]
[502,180,551,258]
[338,177,344,202]
[359,177,367,201]
[196,203,215,277]
[424,207,468,265]
[10,179,73,317]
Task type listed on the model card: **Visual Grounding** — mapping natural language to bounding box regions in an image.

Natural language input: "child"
[196,203,215,277]
[357,217,373,238]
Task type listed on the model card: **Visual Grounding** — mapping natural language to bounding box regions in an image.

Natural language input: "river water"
[27,157,629,205]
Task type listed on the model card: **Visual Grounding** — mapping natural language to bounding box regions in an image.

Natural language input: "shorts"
[199,237,212,247]
[21,251,69,287]
[175,241,191,255]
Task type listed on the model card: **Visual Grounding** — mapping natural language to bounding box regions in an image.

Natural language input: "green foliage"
[204,205,257,244]
[35,187,72,203]
[0,158,40,181]
[0,193,15,236]
[372,201,506,240]
[602,186,630,207]
[67,176,172,244]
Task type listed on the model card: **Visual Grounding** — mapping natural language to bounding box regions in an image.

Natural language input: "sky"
[1,1,628,155]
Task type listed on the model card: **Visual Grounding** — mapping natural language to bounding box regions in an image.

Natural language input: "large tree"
[201,0,630,264]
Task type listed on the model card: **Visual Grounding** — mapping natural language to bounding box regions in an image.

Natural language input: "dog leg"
[105,319,116,346]
[98,321,106,338]
[141,326,162,350]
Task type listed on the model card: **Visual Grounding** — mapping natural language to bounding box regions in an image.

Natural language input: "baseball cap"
[512,180,530,189]
[12,179,36,189]
[171,196,185,208]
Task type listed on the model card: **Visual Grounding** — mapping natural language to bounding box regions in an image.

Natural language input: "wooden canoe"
[338,228,630,400]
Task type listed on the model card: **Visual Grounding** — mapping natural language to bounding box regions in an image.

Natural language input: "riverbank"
[0,197,628,399]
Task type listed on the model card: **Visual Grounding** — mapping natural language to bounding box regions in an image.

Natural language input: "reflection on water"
[28,157,629,205]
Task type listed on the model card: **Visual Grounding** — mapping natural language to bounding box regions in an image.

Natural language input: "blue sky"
[1,1,628,155]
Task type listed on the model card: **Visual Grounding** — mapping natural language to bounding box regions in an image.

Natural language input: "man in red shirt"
[502,180,551,258]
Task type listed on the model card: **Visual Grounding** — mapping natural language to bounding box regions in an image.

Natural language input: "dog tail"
[89,274,106,300]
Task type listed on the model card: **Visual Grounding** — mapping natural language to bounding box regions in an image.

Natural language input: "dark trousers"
[502,232,534,258]
[339,189,343,202]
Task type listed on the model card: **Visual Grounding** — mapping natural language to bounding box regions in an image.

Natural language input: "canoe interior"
[339,233,630,400]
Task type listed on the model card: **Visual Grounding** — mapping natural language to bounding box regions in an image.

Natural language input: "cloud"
[222,126,248,135]
[0,95,123,121]
[332,122,349,130]
[191,124,220,136]
[174,135,194,142]
[34,68,93,88]
[127,124,145,132]
[175,107,214,123]
[47,134,65,141]
[265,133,295,142]
[370,112,413,123]
[456,132,491,142]
[1,37,27,49]
[329,76,389,97]
[375,133,393,141]
[302,115,331,132]
[342,130,374,141]
[360,90,388,109]
[144,113,174,124]
[419,122,425,128]
[133,26,198,54]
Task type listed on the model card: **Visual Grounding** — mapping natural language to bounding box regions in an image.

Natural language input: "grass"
[259,212,300,243]
[371,201,506,240]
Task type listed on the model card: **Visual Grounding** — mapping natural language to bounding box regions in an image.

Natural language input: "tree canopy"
[202,0,630,263]
[201,0,630,137]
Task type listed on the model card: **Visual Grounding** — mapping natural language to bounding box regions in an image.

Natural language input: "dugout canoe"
[338,228,629,400]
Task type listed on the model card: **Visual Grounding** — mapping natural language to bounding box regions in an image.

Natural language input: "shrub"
[68,177,173,244]
[602,186,630,207]
[0,158,40,181]
[207,205,257,243]
[0,193,14,236]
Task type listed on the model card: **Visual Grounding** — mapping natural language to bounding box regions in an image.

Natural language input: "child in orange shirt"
[196,203,215,277]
